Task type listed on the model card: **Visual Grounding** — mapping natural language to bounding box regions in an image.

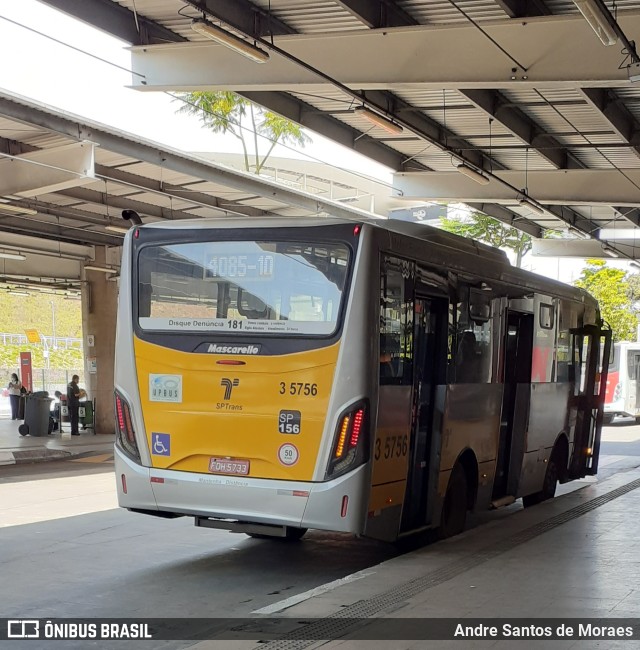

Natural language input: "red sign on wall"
[20,351,33,393]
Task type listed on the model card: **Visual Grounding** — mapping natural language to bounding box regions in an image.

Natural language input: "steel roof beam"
[130,13,640,92]
[0,214,121,247]
[580,88,640,162]
[182,0,295,37]
[59,187,186,221]
[393,168,640,208]
[494,0,551,18]
[334,0,418,28]
[465,203,543,238]
[360,89,504,172]
[543,205,600,239]
[37,0,185,45]
[614,206,640,227]
[0,92,379,223]
[459,89,584,170]
[96,164,266,216]
[241,91,426,172]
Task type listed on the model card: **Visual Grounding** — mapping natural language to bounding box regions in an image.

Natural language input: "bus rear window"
[137,240,350,336]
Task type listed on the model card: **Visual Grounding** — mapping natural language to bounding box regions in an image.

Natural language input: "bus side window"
[380,260,414,385]
[454,287,493,384]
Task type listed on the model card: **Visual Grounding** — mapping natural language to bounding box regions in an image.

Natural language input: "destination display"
[203,253,275,280]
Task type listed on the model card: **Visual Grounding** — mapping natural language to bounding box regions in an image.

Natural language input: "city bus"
[114,216,610,542]
[604,341,640,423]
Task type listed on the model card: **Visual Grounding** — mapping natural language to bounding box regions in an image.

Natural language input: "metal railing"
[0,333,83,349]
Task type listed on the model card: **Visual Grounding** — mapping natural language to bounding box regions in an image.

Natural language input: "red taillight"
[121,473,127,494]
[353,225,361,235]
[116,395,126,430]
[349,409,364,447]
[341,495,349,518]
[134,229,139,239]
[327,402,368,479]
[216,360,246,365]
[114,391,140,462]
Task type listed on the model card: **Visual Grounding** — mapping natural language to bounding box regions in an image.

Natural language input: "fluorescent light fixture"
[628,61,640,82]
[457,164,490,186]
[0,202,37,216]
[84,264,118,273]
[354,107,404,135]
[191,19,269,63]
[519,197,545,215]
[574,0,618,46]
[105,224,130,234]
[7,290,29,296]
[0,251,26,260]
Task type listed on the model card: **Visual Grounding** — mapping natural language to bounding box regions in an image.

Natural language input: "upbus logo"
[220,378,239,400]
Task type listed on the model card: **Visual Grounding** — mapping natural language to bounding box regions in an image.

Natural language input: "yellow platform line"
[70,454,114,464]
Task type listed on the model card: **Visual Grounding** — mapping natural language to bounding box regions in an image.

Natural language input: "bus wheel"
[439,464,468,539]
[523,454,559,508]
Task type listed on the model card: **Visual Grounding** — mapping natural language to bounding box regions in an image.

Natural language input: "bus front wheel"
[439,464,468,539]
[523,454,559,508]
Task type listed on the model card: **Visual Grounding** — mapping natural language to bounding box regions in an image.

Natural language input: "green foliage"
[175,91,311,173]
[575,259,637,342]
[439,212,532,267]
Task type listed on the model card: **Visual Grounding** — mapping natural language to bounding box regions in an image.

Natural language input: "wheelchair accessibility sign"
[152,433,171,456]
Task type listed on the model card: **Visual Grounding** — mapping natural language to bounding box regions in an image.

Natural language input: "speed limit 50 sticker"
[278,443,299,466]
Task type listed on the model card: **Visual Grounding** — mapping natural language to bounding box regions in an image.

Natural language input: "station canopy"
[11,0,640,267]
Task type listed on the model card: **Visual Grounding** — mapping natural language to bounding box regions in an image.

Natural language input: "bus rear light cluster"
[115,390,140,462]
[613,382,622,401]
[326,401,368,480]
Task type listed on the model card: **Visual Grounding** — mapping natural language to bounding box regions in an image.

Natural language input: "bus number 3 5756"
[374,434,409,461]
[279,382,318,396]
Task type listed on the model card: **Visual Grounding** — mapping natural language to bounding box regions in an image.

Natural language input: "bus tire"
[523,453,559,508]
[439,463,468,539]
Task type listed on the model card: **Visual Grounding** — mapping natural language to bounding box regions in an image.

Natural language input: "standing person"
[7,373,22,420]
[67,375,86,436]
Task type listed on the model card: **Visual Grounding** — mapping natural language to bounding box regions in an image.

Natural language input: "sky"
[0,0,394,184]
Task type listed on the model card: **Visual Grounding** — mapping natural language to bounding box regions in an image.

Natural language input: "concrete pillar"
[81,246,118,435]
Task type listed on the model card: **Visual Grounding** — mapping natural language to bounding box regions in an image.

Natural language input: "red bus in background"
[604,342,640,424]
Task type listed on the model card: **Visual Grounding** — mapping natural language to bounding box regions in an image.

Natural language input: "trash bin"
[79,399,94,430]
[18,393,54,437]
[17,394,26,420]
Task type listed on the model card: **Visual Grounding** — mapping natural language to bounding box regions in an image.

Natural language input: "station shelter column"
[81,246,118,435]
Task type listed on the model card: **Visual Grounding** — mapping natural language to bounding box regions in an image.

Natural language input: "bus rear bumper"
[115,446,367,534]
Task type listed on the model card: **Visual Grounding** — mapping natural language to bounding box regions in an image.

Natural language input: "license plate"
[209,457,250,476]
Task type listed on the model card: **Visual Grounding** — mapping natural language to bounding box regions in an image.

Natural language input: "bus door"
[627,348,640,416]
[400,295,448,533]
[493,311,533,500]
[569,325,611,478]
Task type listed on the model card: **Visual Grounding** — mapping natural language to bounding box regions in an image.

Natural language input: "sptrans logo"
[207,343,260,355]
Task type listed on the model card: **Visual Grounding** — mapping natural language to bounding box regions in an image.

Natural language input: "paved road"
[1,422,639,647]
